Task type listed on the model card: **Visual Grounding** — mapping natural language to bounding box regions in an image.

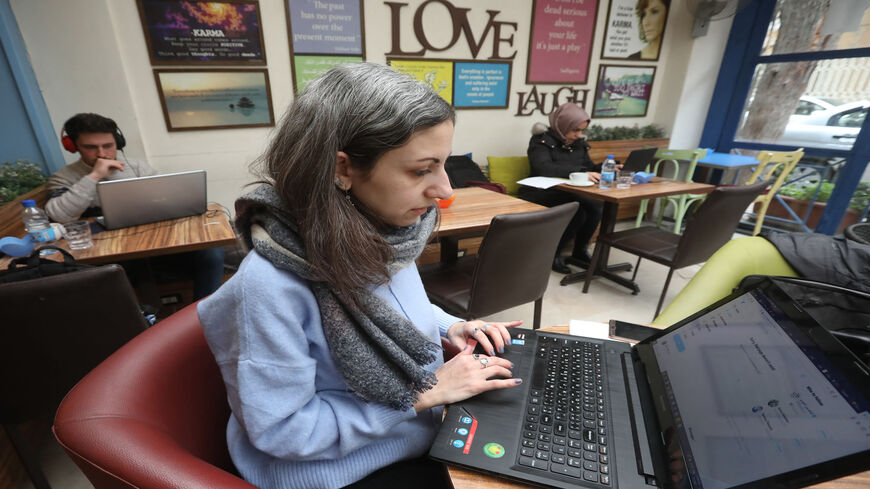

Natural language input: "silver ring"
[478,357,489,367]
[481,323,490,332]
[471,327,480,335]
[472,353,480,359]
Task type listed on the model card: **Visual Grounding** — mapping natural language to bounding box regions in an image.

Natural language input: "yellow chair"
[744,148,805,236]
[487,156,530,196]
[635,148,708,233]
[651,236,798,326]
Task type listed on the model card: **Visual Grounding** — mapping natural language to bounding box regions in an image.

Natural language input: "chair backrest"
[745,148,804,194]
[650,148,708,182]
[487,156,530,195]
[0,264,147,424]
[673,180,769,268]
[465,202,577,318]
[53,302,257,489]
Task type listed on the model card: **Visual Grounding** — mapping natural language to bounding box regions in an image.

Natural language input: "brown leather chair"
[52,302,257,489]
[422,202,578,330]
[583,181,768,319]
[0,264,147,489]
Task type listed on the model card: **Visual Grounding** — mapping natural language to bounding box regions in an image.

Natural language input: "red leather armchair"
[52,302,258,489]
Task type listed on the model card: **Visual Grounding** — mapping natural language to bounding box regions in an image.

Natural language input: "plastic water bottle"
[21,200,61,245]
[599,155,616,189]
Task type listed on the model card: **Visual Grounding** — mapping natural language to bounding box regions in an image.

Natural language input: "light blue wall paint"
[0,0,64,174]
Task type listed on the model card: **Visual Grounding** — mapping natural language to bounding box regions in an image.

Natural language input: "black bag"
[445,155,507,194]
[0,245,93,284]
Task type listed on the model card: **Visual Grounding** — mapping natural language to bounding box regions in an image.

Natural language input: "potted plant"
[0,160,47,206]
[762,180,868,233]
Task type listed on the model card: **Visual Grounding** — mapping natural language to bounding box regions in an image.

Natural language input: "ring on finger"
[473,353,480,359]
[478,357,489,367]
[481,323,489,332]
[471,327,480,335]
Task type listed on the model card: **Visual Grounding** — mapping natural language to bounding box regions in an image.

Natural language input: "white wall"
[11,0,731,212]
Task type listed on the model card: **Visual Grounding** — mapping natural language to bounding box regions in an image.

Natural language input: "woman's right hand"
[413,348,521,412]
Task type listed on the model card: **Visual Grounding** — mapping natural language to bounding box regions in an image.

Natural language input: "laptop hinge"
[622,352,658,483]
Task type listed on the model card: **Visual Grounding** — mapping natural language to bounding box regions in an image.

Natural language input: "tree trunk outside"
[736,0,843,143]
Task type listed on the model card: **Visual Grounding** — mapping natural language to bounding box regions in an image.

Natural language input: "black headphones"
[60,119,127,153]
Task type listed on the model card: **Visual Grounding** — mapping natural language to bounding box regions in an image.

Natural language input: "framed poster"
[601,0,669,61]
[153,69,275,131]
[286,0,365,93]
[453,62,511,109]
[293,55,363,93]
[388,59,454,106]
[137,0,265,65]
[592,65,656,118]
[526,0,600,84]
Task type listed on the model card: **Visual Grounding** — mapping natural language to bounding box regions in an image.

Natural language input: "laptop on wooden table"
[430,277,870,489]
[96,170,207,230]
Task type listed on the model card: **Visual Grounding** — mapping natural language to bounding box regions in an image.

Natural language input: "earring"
[334,176,345,189]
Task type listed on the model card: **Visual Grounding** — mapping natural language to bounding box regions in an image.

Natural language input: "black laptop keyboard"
[518,336,610,486]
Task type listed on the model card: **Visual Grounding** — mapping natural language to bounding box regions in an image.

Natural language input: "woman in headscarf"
[520,102,603,274]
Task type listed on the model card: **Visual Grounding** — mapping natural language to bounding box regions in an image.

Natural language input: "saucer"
[566,181,595,187]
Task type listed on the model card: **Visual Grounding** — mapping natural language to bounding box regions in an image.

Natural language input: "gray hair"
[253,62,455,294]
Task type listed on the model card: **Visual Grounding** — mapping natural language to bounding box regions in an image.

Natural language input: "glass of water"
[616,171,634,189]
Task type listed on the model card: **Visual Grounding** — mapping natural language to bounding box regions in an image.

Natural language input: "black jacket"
[526,128,601,178]
[766,232,870,293]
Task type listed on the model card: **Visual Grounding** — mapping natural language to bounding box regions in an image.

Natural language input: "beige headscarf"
[548,103,591,141]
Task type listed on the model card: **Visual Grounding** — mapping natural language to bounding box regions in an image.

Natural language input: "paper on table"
[516,176,569,189]
[568,320,611,340]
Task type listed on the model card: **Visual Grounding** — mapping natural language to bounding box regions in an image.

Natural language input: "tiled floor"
[16,219,722,489]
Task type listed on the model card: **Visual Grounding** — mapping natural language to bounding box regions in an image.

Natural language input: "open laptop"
[620,148,659,173]
[430,278,870,489]
[96,170,207,230]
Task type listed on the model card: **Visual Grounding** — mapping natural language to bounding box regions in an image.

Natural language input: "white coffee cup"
[569,172,589,185]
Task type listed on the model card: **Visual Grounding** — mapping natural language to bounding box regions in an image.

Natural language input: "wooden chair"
[744,148,805,236]
[422,202,577,329]
[634,148,708,233]
[587,182,768,320]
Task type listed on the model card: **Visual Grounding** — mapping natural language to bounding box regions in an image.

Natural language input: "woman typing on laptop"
[197,63,523,489]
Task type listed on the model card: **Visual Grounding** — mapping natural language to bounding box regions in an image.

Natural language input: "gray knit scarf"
[235,184,440,411]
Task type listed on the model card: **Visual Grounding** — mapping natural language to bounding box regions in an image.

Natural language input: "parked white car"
[780,100,869,150]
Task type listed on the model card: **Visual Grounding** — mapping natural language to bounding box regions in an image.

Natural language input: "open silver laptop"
[96,170,207,230]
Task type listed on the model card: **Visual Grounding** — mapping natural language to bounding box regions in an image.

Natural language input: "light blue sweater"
[197,250,460,489]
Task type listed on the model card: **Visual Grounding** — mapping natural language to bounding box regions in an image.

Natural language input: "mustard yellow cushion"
[652,237,798,326]
[487,156,530,196]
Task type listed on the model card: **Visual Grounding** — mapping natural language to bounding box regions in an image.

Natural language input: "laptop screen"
[640,287,870,489]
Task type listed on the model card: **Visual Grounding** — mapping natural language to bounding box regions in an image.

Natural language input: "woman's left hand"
[446,319,521,356]
[587,171,602,183]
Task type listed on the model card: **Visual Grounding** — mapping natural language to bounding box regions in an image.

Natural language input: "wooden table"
[434,187,546,263]
[555,178,715,292]
[0,203,236,268]
[447,324,870,489]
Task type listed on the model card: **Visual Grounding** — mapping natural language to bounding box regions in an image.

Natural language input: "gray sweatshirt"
[45,157,157,222]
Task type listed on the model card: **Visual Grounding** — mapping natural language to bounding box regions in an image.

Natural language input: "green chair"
[487,156,530,196]
[651,236,798,326]
[635,148,708,233]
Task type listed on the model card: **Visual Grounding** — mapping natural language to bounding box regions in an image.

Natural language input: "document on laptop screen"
[650,290,870,489]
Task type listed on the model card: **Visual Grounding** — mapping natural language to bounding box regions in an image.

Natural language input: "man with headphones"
[47,113,156,223]
[47,112,223,302]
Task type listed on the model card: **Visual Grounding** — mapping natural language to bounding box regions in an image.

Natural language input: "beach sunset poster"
[154,69,274,130]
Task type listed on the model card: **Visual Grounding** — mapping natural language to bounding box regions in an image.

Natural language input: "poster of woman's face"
[601,0,669,61]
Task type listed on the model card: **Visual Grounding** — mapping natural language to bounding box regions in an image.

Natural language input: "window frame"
[700,0,870,234]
